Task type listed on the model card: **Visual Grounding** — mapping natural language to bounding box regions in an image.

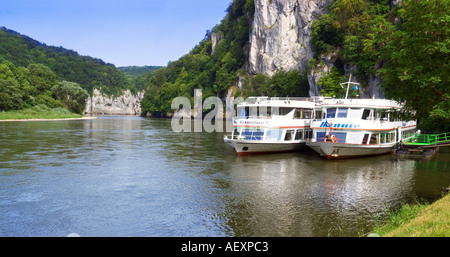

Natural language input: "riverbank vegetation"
[0,27,148,118]
[372,193,450,237]
[0,60,88,115]
[0,104,82,120]
[310,0,449,132]
[0,27,131,96]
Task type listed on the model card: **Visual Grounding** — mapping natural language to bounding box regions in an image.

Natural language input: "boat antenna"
[340,74,360,100]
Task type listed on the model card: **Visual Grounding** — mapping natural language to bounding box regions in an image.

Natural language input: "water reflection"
[1,116,449,237]
[211,153,417,236]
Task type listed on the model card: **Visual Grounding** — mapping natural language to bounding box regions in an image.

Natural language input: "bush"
[52,81,89,114]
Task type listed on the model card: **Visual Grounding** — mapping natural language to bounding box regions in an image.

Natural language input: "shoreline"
[0,116,98,122]
[371,192,450,237]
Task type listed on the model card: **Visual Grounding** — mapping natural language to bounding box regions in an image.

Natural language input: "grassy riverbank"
[372,193,450,237]
[0,105,82,120]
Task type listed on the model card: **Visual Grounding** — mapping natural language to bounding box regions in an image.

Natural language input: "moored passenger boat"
[224,97,316,156]
[306,97,417,159]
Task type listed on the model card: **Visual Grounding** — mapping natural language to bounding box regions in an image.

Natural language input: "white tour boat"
[224,97,316,156]
[306,79,416,159]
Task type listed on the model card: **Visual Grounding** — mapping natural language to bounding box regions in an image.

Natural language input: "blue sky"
[0,0,231,67]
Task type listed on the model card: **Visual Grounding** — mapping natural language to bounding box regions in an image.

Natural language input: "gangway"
[397,132,450,158]
[402,132,450,147]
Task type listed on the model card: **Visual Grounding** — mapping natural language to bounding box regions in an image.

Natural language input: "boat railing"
[237,115,272,119]
[244,96,312,104]
[240,130,264,141]
[403,132,450,146]
[225,134,246,140]
[317,134,346,143]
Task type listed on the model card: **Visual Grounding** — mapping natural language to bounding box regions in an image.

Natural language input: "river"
[1,116,449,237]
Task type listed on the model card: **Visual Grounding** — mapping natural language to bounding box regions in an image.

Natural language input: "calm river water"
[1,116,449,237]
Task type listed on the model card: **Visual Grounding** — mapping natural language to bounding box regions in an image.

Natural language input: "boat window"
[238,107,246,118]
[316,132,326,142]
[295,129,303,140]
[326,108,336,118]
[233,128,240,138]
[332,132,347,143]
[369,134,379,144]
[303,110,311,119]
[266,108,272,117]
[294,109,312,119]
[248,106,258,119]
[379,110,389,121]
[347,133,362,144]
[265,129,283,141]
[294,109,302,119]
[285,130,295,141]
[241,128,264,140]
[362,109,371,120]
[259,106,270,118]
[380,133,386,144]
[348,108,363,119]
[314,110,322,120]
[337,108,348,118]
[305,129,313,139]
[362,134,370,144]
[279,107,295,116]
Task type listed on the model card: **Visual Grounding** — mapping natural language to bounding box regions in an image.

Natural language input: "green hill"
[119,66,163,80]
[0,27,130,96]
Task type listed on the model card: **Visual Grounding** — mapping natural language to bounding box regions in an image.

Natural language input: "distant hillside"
[0,27,130,96]
[119,66,163,80]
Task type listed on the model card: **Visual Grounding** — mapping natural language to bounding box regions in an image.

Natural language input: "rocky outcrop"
[84,89,144,115]
[249,0,331,77]
[211,32,224,54]
[247,0,389,98]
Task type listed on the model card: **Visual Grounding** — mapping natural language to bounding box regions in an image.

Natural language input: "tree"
[52,81,89,114]
[378,0,449,132]
[318,66,347,98]
[0,78,23,110]
[27,63,57,93]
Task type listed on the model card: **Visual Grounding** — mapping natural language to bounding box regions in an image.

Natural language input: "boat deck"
[402,132,450,148]
[397,132,450,158]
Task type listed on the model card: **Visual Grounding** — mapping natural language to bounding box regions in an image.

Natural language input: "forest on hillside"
[140,0,310,117]
[0,27,132,96]
[310,0,448,131]
[138,0,448,132]
[0,27,144,114]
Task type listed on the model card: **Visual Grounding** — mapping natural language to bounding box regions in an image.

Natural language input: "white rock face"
[249,0,331,76]
[84,89,144,115]
[248,0,387,97]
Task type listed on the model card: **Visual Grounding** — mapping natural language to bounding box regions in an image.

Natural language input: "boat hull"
[225,138,306,156]
[306,141,396,159]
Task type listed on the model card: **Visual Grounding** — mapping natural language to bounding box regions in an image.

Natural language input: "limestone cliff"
[247,0,388,98]
[84,89,144,115]
[248,0,331,95]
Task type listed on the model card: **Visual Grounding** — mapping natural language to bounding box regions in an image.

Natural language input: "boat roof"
[320,98,403,109]
[238,97,316,108]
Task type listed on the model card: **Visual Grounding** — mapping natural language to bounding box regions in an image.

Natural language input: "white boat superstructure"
[306,98,417,159]
[224,97,316,156]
